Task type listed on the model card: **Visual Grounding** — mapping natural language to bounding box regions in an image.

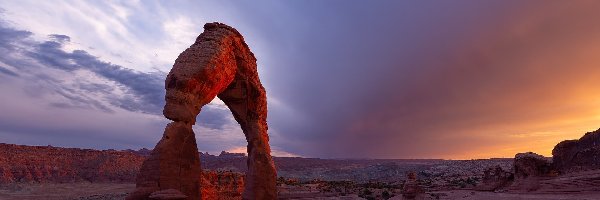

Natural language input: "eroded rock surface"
[475,166,514,191]
[128,22,277,200]
[0,143,145,184]
[128,123,201,200]
[401,171,425,199]
[553,128,600,173]
[201,171,244,200]
[509,152,555,192]
[514,152,553,179]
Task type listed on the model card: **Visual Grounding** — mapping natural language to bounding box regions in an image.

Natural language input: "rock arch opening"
[194,99,247,156]
[128,22,277,200]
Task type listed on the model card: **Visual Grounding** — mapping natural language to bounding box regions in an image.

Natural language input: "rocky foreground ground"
[2,183,600,200]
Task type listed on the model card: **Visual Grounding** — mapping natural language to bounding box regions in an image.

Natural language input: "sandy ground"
[0,183,134,200]
[427,190,600,200]
[1,184,600,200]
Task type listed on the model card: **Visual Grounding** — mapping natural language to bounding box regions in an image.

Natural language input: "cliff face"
[553,128,600,172]
[0,143,145,183]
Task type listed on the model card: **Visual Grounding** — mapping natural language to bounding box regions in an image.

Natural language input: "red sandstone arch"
[127,23,277,200]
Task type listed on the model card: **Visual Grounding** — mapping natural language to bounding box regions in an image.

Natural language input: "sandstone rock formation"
[475,166,514,191]
[0,143,145,184]
[128,22,277,200]
[509,152,555,192]
[201,171,245,200]
[401,171,424,199]
[514,152,553,179]
[553,128,600,173]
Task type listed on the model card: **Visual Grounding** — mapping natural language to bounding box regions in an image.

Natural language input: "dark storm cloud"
[224,1,600,158]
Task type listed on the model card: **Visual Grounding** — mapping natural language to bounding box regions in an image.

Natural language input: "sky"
[1,1,600,159]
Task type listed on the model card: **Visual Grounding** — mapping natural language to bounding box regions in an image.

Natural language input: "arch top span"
[163,22,261,124]
[128,22,277,200]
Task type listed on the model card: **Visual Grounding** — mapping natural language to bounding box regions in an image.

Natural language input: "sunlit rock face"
[553,128,600,173]
[201,171,245,199]
[128,22,277,200]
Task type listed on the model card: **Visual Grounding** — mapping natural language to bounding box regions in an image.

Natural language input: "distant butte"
[127,22,277,200]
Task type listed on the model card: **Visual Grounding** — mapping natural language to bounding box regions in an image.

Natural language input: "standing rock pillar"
[127,22,277,200]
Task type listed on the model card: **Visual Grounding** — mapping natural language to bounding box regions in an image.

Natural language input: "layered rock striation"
[128,22,277,200]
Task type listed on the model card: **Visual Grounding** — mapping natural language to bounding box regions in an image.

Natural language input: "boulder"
[514,152,552,179]
[475,166,514,191]
[509,152,554,192]
[401,171,425,199]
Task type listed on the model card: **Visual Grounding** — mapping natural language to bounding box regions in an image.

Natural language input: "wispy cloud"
[0,18,236,151]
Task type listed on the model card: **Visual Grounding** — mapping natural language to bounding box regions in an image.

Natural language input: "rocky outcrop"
[401,172,425,199]
[509,152,555,192]
[128,123,202,200]
[475,166,514,191]
[0,143,145,184]
[514,152,553,179]
[129,22,277,200]
[552,128,600,173]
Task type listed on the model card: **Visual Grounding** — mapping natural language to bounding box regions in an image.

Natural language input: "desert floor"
[0,183,133,200]
[1,183,600,200]
[427,190,600,200]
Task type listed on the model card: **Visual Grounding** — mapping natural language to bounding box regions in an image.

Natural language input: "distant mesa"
[219,151,246,158]
[125,148,152,157]
[0,143,145,184]
[127,22,277,200]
